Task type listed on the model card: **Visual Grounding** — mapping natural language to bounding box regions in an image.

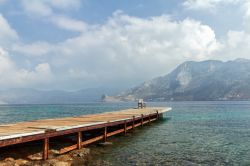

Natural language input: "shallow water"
[92,101,250,166]
[1,101,250,165]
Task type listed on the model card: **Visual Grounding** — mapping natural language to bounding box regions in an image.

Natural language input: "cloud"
[213,30,250,60]
[21,0,84,33]
[192,0,250,61]
[227,31,246,48]
[12,42,53,57]
[21,0,52,17]
[50,15,87,32]
[244,1,250,17]
[0,47,53,89]
[0,14,18,46]
[21,0,81,17]
[6,6,250,90]
[241,1,250,31]
[45,12,222,89]
[7,11,222,89]
[46,0,81,10]
[0,47,14,73]
[1,1,250,91]
[183,0,240,10]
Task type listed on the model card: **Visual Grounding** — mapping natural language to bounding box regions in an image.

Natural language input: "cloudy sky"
[0,0,250,91]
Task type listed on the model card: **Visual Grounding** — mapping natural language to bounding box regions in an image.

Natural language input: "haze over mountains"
[2,58,250,104]
[103,59,250,102]
[0,88,118,104]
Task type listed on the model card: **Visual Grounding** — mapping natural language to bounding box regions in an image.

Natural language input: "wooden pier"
[0,107,171,160]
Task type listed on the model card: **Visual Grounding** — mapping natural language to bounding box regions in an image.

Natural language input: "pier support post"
[104,126,107,142]
[77,132,82,149]
[141,114,144,127]
[43,138,49,160]
[132,116,135,131]
[124,120,127,135]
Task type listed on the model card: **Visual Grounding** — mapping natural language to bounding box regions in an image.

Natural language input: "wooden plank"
[59,144,77,154]
[0,107,171,148]
[104,126,107,142]
[43,138,49,160]
[126,125,133,130]
[81,135,103,146]
[132,116,135,131]
[77,132,82,149]
[124,120,127,136]
[143,118,157,125]
[134,123,141,128]
[141,114,144,126]
[107,129,124,137]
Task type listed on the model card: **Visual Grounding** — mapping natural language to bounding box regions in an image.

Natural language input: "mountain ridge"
[103,59,250,101]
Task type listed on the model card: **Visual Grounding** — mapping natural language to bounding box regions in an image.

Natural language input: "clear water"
[1,101,250,165]
[0,103,135,124]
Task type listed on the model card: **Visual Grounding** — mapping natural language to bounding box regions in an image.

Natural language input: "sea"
[0,101,250,165]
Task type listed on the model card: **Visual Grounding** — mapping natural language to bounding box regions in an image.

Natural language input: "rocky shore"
[0,141,114,166]
[0,147,90,166]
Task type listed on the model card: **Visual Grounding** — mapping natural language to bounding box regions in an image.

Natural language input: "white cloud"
[213,30,250,60]
[6,5,250,90]
[21,0,52,17]
[0,14,18,46]
[0,47,14,73]
[21,0,85,33]
[183,0,240,10]
[242,1,250,31]
[9,12,221,89]
[39,12,220,89]
[0,47,53,89]
[21,0,81,17]
[227,30,246,48]
[50,15,87,32]
[244,1,250,17]
[47,0,81,10]
[183,0,250,26]
[182,0,250,48]
[12,42,53,56]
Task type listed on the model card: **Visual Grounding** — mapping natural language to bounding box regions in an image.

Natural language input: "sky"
[0,0,250,91]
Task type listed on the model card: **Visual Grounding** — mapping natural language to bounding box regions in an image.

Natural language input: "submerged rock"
[98,142,113,146]
[71,148,90,158]
[0,147,91,166]
[47,160,71,166]
[1,158,15,166]
[27,152,42,160]
[15,159,28,166]
[4,157,15,162]
[56,154,73,162]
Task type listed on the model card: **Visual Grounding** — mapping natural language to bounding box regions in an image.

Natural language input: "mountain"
[103,59,250,101]
[0,88,118,104]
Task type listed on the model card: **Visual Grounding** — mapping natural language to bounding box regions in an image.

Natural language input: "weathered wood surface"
[0,107,171,160]
[0,107,171,142]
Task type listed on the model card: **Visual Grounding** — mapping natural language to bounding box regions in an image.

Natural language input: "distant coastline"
[104,59,250,102]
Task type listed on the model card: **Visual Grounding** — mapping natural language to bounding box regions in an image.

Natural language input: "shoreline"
[0,140,90,166]
[0,133,128,166]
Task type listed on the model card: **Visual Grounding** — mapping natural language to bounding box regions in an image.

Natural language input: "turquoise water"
[1,101,250,165]
[0,103,135,124]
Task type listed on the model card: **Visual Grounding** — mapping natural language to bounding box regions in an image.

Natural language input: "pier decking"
[0,107,171,160]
